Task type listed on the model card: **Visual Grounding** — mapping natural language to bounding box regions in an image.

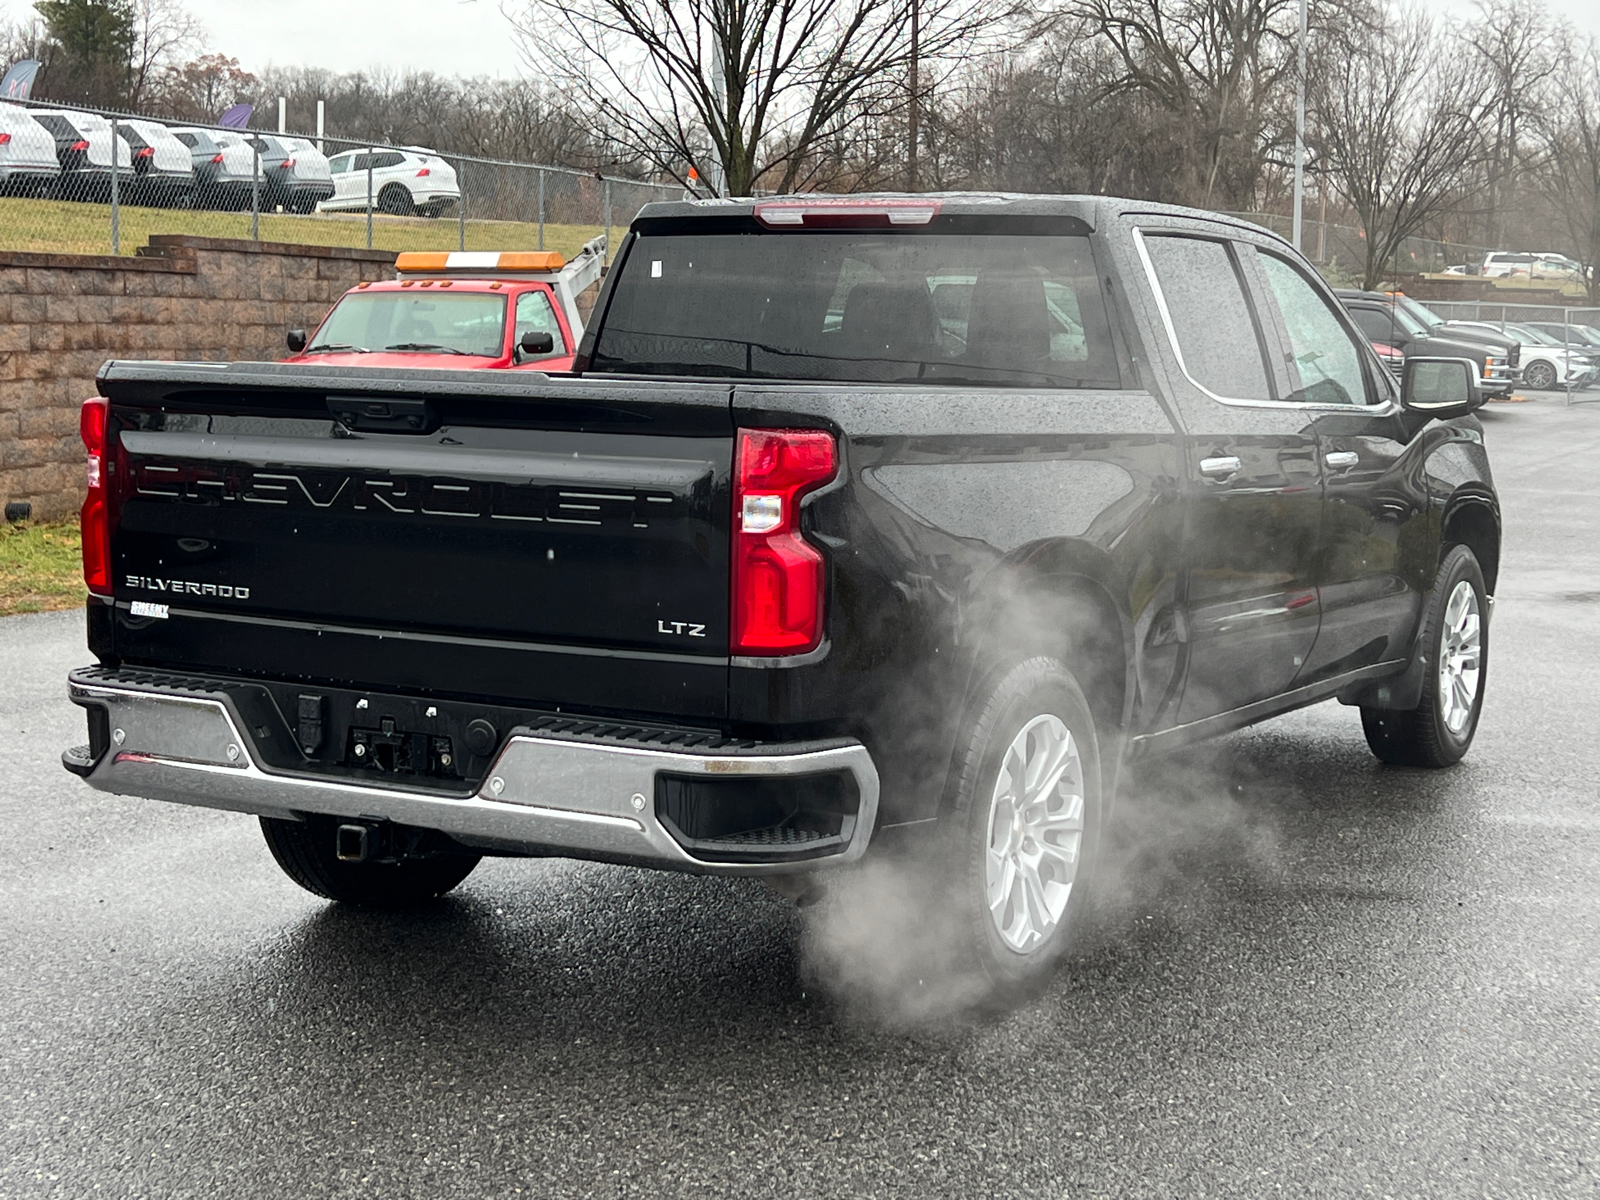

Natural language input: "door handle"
[1324,451,1359,469]
[1199,455,1242,478]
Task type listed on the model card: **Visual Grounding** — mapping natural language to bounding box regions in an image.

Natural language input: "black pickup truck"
[63,195,1498,992]
[1336,288,1520,397]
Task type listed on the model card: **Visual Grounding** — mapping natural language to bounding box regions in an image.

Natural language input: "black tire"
[1362,544,1488,767]
[377,184,413,216]
[259,815,480,907]
[1523,360,1558,391]
[943,656,1103,997]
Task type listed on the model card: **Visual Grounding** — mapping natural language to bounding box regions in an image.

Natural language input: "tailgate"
[100,362,733,719]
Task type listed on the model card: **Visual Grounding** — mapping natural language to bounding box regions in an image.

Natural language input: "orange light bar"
[394,250,567,274]
[395,252,449,271]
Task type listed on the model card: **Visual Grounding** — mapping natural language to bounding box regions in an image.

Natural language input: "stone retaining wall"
[0,235,395,522]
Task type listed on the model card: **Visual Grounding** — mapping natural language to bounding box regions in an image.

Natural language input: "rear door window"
[1140,233,1273,400]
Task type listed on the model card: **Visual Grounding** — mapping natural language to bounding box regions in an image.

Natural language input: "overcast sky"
[2,0,1598,80]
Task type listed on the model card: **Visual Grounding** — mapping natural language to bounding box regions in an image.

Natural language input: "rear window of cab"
[591,231,1119,388]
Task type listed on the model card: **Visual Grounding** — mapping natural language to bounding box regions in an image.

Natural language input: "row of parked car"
[0,101,460,216]
[1339,287,1600,392]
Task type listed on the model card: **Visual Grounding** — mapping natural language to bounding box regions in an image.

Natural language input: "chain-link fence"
[0,96,685,262]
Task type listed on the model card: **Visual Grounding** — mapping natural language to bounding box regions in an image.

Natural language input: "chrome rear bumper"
[66,670,878,876]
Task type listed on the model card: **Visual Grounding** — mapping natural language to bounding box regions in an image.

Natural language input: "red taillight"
[211,153,224,163]
[731,429,837,654]
[0,132,11,145]
[136,146,154,158]
[416,167,430,177]
[80,397,111,596]
[70,139,89,152]
[281,158,295,168]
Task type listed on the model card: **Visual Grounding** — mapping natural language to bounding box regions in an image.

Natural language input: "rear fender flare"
[946,544,1134,810]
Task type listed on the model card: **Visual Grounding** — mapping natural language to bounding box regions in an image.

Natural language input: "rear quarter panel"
[730,385,1185,826]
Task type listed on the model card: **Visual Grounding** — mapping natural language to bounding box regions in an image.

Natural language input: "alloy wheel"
[984,714,1086,954]
[1437,580,1482,736]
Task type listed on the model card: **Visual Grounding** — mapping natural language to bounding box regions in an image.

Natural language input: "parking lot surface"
[2,398,1597,1199]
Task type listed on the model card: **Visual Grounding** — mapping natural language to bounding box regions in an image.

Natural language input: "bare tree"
[1047,0,1322,209]
[914,33,1155,196]
[128,0,202,110]
[504,0,991,195]
[1539,37,1600,302]
[1466,0,1558,246]
[1313,9,1487,289]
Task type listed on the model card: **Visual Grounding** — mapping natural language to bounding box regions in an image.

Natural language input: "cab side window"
[1349,306,1400,344]
[1258,253,1372,406]
[514,290,563,357]
[1142,234,1273,401]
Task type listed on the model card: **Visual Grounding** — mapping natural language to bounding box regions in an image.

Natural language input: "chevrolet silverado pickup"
[63,195,1499,992]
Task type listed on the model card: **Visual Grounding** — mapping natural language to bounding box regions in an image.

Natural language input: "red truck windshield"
[591,232,1119,388]
[308,291,507,357]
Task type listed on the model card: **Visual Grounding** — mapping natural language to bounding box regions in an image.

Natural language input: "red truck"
[283,237,606,372]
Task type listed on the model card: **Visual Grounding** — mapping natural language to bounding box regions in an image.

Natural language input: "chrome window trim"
[1131,226,1396,415]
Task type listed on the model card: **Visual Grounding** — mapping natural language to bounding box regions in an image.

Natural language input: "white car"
[1531,252,1589,281]
[27,108,132,201]
[319,146,460,217]
[115,119,194,207]
[1480,251,1586,282]
[276,137,336,212]
[168,126,264,211]
[0,102,60,196]
[212,132,334,213]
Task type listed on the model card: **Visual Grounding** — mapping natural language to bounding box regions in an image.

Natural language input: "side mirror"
[286,329,307,353]
[1402,357,1482,419]
[519,330,555,356]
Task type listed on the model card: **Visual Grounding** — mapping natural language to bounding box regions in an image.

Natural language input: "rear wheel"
[944,657,1101,997]
[1362,544,1487,767]
[260,815,480,907]
[377,184,413,216]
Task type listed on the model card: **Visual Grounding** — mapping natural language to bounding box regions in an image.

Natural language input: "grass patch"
[0,195,626,262]
[0,520,85,616]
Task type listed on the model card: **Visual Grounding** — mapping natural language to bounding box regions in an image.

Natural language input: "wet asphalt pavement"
[3,397,1599,1199]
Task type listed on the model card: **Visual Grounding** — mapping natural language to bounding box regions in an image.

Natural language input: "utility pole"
[907,0,920,191]
[1291,0,1307,251]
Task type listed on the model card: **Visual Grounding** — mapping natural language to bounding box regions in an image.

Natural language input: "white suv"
[1480,251,1587,281]
[318,146,460,217]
